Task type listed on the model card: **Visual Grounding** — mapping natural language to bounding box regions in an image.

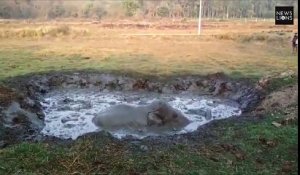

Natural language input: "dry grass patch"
[0,20,297,79]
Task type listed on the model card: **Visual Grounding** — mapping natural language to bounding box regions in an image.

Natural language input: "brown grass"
[0,19,298,79]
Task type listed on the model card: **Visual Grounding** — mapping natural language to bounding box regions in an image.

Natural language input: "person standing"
[292,33,298,53]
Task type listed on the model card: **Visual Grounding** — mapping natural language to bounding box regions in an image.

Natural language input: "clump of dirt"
[254,70,298,117]
[258,85,298,111]
[255,86,298,127]
[0,86,23,107]
[253,70,298,127]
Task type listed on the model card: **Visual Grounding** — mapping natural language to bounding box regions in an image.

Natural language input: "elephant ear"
[146,112,164,126]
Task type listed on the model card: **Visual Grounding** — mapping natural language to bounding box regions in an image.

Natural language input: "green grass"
[265,76,298,93]
[0,143,64,174]
[216,113,298,174]
[0,112,297,174]
[0,47,297,81]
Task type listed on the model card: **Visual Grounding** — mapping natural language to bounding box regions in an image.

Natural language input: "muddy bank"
[4,71,263,111]
[0,71,272,147]
[0,85,44,146]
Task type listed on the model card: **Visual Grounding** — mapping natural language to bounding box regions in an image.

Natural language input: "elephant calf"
[92,100,190,131]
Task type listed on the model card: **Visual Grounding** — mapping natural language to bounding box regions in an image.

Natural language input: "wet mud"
[0,71,265,146]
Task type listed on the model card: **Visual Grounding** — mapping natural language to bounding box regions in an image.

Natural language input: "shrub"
[157,6,170,17]
[122,0,139,17]
[54,25,70,35]
[215,34,235,40]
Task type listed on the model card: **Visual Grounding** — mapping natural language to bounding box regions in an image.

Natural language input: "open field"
[0,19,298,174]
[0,19,298,80]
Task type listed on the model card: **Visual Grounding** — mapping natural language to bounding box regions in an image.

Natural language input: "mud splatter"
[41,89,241,139]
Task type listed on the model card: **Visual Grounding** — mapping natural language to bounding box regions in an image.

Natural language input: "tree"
[122,0,139,17]
[48,5,65,19]
[92,6,107,20]
[0,0,297,20]
[157,6,170,17]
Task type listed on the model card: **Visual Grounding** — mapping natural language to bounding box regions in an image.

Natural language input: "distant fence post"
[198,0,202,35]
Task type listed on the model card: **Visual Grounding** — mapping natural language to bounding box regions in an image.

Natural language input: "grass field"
[0,19,298,80]
[0,19,298,174]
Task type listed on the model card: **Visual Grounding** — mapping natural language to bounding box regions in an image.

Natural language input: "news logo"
[275,6,294,25]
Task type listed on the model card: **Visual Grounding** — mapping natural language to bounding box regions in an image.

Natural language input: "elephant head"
[146,100,190,129]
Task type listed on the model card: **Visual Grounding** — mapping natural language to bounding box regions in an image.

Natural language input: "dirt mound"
[254,70,298,115]
[258,85,298,111]
[0,86,22,107]
[254,84,298,127]
[0,85,45,147]
[4,71,263,112]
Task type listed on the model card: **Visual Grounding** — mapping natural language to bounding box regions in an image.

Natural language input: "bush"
[238,34,268,42]
[93,6,107,20]
[122,0,139,17]
[47,5,65,19]
[215,34,235,40]
[54,25,70,35]
[157,6,170,17]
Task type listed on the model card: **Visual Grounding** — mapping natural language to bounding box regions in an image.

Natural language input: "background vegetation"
[0,0,298,20]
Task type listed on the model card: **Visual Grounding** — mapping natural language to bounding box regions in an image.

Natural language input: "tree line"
[0,0,298,20]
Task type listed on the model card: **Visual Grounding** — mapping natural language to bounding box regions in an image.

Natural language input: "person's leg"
[292,44,296,53]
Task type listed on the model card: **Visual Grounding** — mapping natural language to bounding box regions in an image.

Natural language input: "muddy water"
[41,88,241,140]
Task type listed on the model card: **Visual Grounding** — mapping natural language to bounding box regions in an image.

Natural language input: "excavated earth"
[0,71,266,147]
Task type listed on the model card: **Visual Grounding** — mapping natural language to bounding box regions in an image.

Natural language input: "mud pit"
[1,72,263,143]
[41,89,241,140]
